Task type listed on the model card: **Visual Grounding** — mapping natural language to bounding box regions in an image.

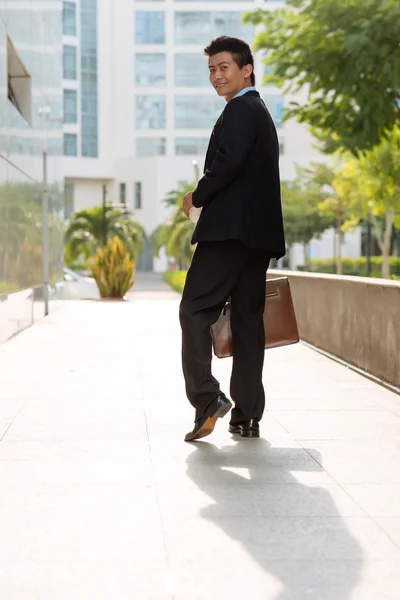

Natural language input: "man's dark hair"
[204,36,255,86]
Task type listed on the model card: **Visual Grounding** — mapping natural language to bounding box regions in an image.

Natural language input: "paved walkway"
[1,273,400,599]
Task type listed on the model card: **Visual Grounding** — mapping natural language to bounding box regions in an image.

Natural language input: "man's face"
[208,51,252,102]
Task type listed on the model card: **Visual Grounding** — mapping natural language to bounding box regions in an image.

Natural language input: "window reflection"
[63,45,77,79]
[136,137,166,156]
[135,54,166,86]
[175,96,224,129]
[136,96,166,129]
[135,12,165,44]
[63,2,76,36]
[175,138,209,155]
[64,133,78,155]
[175,12,254,45]
[175,54,209,87]
[64,89,77,123]
[81,0,98,157]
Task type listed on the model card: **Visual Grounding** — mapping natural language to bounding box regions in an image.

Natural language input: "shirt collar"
[231,86,257,100]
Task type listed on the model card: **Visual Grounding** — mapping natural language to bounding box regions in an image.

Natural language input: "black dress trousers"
[179,239,270,425]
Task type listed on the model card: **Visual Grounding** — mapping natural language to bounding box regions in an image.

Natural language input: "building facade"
[0,1,64,342]
[63,0,360,271]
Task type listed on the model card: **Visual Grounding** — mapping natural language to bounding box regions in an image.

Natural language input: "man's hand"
[183,191,194,218]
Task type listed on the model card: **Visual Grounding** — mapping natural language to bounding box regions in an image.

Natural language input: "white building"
[62,0,360,271]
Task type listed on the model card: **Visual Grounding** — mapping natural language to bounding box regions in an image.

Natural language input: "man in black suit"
[180,36,285,442]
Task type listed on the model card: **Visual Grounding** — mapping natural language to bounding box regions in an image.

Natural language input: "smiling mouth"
[215,83,227,89]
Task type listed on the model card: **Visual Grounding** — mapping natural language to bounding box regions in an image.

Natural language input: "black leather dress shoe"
[229,418,260,438]
[185,394,232,442]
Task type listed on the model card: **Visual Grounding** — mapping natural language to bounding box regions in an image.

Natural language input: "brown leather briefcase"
[210,277,299,359]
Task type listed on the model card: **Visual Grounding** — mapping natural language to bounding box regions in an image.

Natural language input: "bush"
[89,236,134,298]
[0,282,19,294]
[298,257,400,278]
[163,270,187,294]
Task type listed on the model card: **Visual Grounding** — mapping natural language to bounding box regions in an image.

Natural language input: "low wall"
[268,270,400,389]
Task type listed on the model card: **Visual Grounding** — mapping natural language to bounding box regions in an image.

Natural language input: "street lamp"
[366,201,373,277]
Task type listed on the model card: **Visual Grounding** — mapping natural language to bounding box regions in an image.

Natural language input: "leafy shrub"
[89,237,134,298]
[298,257,400,278]
[163,270,187,294]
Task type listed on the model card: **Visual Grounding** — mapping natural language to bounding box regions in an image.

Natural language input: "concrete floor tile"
[172,559,400,600]
[266,396,385,411]
[0,438,149,461]
[164,516,400,561]
[0,483,163,561]
[303,440,400,484]
[273,410,400,441]
[158,482,363,518]
[0,456,154,485]
[0,560,170,600]
[0,419,12,439]
[0,399,26,420]
[2,417,148,443]
[342,485,400,517]
[1,278,400,597]
[373,518,400,549]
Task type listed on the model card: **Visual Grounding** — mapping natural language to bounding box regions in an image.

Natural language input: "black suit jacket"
[191,90,285,259]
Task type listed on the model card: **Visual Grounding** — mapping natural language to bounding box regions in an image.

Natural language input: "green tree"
[281,176,333,268]
[65,205,145,268]
[152,182,195,269]
[0,184,42,284]
[294,162,363,275]
[245,0,400,154]
[334,127,400,277]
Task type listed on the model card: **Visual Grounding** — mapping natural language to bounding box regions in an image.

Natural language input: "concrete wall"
[268,270,400,389]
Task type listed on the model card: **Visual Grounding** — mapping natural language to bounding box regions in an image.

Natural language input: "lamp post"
[102,183,107,245]
[192,159,199,184]
[42,150,49,316]
[366,201,373,277]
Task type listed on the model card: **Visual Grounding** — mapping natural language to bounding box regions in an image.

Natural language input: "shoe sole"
[229,426,260,438]
[186,400,232,442]
[240,430,260,438]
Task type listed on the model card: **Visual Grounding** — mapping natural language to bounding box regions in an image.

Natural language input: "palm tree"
[65,205,145,268]
[152,182,196,269]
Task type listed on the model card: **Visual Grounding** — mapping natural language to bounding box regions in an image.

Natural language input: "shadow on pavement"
[186,439,363,600]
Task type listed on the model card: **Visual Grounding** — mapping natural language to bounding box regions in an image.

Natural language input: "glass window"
[135,54,166,86]
[120,183,126,205]
[81,0,98,157]
[175,138,209,155]
[136,96,166,129]
[135,12,165,44]
[63,89,77,123]
[63,2,76,36]
[175,12,254,45]
[64,133,77,156]
[136,137,166,156]
[63,45,77,79]
[175,96,224,129]
[263,95,284,128]
[135,182,142,209]
[64,182,75,219]
[175,54,209,87]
